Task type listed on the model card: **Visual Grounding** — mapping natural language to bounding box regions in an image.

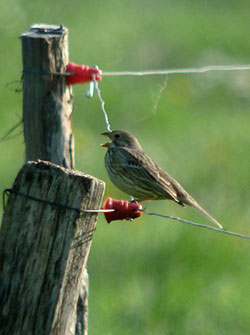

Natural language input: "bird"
[101,130,223,229]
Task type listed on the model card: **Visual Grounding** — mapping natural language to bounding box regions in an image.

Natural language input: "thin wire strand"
[3,189,114,213]
[20,64,250,79]
[142,209,250,239]
[95,63,250,129]
[22,69,73,77]
[94,79,112,132]
[102,64,250,77]
[152,76,168,114]
[4,188,249,238]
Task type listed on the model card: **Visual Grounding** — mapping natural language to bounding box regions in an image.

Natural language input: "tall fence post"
[21,24,74,167]
[0,24,101,334]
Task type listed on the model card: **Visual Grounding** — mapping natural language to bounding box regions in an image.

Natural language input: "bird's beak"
[101,132,112,147]
[101,132,112,138]
[101,142,110,147]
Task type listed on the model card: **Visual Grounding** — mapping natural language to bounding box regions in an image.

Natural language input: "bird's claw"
[130,196,140,204]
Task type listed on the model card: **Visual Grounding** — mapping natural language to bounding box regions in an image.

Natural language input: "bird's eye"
[114,134,120,139]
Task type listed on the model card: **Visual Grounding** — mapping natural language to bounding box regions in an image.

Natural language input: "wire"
[102,64,250,77]
[3,189,114,213]
[4,189,249,239]
[94,79,112,132]
[96,63,250,130]
[142,209,250,239]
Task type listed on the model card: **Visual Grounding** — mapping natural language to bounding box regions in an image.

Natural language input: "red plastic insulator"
[103,197,142,223]
[66,62,102,85]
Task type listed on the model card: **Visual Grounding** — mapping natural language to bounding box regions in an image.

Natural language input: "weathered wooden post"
[21,24,74,167]
[0,161,104,335]
[0,24,103,334]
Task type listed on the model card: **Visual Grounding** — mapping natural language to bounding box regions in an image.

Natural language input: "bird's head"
[101,130,143,150]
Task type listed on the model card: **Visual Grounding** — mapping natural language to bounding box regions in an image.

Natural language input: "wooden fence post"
[0,160,105,335]
[21,24,74,167]
[22,24,92,334]
[0,24,102,334]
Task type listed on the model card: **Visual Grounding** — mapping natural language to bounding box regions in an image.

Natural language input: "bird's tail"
[183,197,223,229]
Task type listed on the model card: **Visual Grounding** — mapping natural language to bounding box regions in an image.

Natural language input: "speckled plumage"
[102,130,222,229]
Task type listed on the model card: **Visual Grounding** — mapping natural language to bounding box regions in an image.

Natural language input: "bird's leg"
[136,196,158,202]
[130,195,157,203]
[129,196,145,203]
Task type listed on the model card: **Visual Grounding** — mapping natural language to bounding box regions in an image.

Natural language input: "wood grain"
[0,160,105,335]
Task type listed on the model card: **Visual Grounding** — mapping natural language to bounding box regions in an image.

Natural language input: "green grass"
[1,1,250,334]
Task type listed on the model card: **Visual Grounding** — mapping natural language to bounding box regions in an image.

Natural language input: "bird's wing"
[121,148,181,203]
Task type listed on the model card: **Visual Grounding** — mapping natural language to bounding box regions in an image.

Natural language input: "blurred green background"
[1,1,250,334]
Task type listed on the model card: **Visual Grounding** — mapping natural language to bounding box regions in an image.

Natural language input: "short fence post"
[0,161,105,335]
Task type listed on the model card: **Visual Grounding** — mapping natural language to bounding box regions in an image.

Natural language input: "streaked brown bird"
[101,130,222,229]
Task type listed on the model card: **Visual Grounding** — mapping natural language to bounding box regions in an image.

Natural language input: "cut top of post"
[21,24,68,38]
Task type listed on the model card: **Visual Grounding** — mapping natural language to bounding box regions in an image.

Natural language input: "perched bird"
[101,130,223,229]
